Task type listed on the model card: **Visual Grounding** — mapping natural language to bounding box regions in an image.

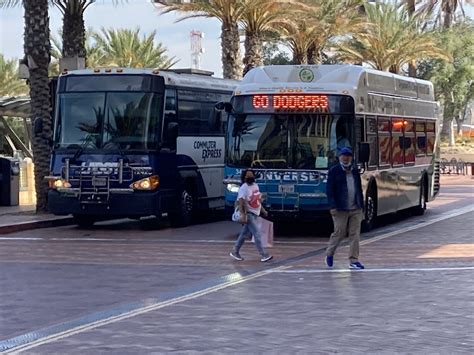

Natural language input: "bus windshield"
[54,92,162,150]
[227,113,354,169]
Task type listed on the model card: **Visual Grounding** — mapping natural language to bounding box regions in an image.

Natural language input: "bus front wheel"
[362,187,377,232]
[169,189,194,227]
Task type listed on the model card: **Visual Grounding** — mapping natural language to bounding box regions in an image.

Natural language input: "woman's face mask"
[245,177,255,184]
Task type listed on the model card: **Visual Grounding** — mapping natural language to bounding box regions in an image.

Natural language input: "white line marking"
[5,266,286,354]
[360,205,474,247]
[272,266,474,274]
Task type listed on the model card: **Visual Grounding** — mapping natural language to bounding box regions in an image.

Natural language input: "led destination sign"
[252,94,329,111]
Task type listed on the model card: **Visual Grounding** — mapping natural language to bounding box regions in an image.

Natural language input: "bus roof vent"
[162,68,215,76]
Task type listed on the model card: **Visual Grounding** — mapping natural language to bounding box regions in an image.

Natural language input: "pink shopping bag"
[251,217,274,248]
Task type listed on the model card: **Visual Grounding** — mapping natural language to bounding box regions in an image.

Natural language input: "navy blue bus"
[47,68,238,227]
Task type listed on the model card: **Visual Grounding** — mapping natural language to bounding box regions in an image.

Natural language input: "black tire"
[362,186,377,232]
[412,178,427,216]
[73,214,96,228]
[169,189,194,227]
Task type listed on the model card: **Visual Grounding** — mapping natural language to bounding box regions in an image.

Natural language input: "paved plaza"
[0,175,473,354]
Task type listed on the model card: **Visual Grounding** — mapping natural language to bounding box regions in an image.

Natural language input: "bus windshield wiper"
[71,133,96,163]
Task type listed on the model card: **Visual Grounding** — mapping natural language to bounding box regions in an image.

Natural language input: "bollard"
[19,158,36,205]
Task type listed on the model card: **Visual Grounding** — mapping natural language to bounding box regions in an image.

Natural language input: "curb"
[0,216,75,235]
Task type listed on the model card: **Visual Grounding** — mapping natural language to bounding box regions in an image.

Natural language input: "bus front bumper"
[48,188,161,217]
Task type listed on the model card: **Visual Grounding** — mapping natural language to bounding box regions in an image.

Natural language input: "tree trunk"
[62,0,87,58]
[307,43,323,65]
[406,0,415,15]
[406,0,417,79]
[24,0,52,213]
[221,21,242,80]
[441,101,455,139]
[243,31,263,76]
[292,49,307,65]
[408,60,417,77]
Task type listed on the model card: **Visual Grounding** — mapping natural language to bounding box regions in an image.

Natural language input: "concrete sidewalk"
[0,205,73,235]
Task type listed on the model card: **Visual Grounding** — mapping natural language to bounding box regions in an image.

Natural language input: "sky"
[0,0,473,79]
[0,0,225,77]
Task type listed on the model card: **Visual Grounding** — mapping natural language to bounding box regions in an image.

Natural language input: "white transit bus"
[48,68,238,227]
[222,65,440,230]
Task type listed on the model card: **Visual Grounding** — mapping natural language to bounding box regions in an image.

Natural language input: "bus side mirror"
[167,122,179,144]
[209,108,222,131]
[358,142,370,163]
[215,101,233,113]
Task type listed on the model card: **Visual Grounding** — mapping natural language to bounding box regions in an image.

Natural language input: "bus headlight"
[226,183,240,193]
[49,179,72,189]
[130,175,159,191]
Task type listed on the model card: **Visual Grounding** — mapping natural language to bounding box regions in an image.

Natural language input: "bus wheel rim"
[367,196,375,222]
[184,191,193,213]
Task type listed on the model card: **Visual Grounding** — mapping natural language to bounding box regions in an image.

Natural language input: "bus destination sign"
[252,94,329,111]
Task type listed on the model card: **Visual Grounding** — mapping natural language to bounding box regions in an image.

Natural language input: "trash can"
[0,156,20,206]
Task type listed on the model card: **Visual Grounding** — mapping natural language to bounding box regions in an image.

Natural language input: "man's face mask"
[339,155,352,169]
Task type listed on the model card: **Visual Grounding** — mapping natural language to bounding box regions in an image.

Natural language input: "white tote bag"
[231,206,242,222]
[251,217,274,248]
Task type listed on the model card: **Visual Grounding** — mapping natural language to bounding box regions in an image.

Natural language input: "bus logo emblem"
[299,68,314,82]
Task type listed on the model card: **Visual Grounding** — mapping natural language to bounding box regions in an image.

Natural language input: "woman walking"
[230,169,273,262]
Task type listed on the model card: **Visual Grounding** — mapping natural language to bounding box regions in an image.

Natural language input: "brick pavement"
[2,211,472,354]
[0,176,472,353]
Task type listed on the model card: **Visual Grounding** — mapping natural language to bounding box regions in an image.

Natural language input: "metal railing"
[440,158,471,175]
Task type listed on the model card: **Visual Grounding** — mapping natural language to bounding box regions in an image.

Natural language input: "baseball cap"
[339,147,353,156]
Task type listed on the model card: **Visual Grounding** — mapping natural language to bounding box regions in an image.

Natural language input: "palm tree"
[2,1,127,65]
[0,55,29,96]
[23,0,52,213]
[336,2,449,73]
[239,0,301,75]
[153,0,245,79]
[92,28,177,68]
[278,0,365,65]
[414,0,473,28]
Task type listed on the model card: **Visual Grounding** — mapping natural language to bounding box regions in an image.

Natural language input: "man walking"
[325,147,365,270]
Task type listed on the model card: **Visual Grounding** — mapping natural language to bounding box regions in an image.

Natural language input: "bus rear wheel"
[412,178,427,216]
[169,189,194,227]
[73,214,96,228]
[362,187,377,232]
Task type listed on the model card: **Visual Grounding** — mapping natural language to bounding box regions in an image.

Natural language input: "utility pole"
[190,30,204,70]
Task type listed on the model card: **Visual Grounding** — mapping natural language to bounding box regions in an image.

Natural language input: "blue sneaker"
[325,255,334,268]
[349,261,365,270]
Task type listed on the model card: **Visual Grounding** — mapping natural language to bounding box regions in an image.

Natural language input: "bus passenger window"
[367,135,378,167]
[377,118,391,166]
[403,119,415,165]
[391,135,403,165]
[416,120,426,155]
[426,121,435,156]
[378,136,391,166]
[426,136,434,155]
